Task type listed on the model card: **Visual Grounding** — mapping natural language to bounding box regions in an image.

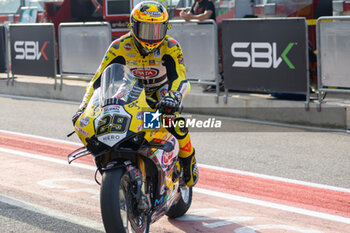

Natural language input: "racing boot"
[167,117,198,187]
[177,134,198,188]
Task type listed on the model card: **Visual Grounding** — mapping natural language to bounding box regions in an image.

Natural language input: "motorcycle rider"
[72,1,198,188]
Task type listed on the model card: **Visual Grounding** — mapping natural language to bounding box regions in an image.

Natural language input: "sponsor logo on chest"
[130,68,159,78]
[124,43,132,51]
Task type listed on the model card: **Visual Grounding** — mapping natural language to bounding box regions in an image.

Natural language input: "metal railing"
[0,24,10,83]
[59,22,112,78]
[316,16,350,109]
[168,19,220,102]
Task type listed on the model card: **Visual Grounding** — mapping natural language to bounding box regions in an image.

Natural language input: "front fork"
[103,155,151,211]
[136,155,152,211]
[137,154,147,194]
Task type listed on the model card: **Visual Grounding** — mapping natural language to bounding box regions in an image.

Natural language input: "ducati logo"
[14,41,48,61]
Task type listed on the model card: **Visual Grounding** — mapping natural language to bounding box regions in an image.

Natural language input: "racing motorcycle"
[68,63,192,233]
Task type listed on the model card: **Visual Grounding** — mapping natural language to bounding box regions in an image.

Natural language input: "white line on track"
[0,194,104,231]
[193,188,350,225]
[1,129,350,194]
[1,146,350,225]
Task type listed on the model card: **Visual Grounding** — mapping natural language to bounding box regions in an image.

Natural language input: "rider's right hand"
[72,103,87,126]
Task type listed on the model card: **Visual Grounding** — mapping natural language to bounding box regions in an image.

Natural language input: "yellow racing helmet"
[130,1,169,53]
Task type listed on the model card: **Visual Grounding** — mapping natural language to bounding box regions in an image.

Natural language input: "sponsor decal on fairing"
[137,111,144,120]
[103,105,121,114]
[75,125,89,137]
[79,117,90,127]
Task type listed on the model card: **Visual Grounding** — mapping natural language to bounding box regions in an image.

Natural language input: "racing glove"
[72,103,87,126]
[157,91,182,114]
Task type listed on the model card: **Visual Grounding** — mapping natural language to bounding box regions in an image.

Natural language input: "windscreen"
[99,63,143,107]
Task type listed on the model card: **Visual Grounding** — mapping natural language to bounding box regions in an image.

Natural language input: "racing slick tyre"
[166,186,192,218]
[100,168,150,233]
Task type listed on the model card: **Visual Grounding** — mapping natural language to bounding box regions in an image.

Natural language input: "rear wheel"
[100,168,150,233]
[166,185,192,218]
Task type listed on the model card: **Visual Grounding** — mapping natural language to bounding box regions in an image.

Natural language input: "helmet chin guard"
[132,35,154,55]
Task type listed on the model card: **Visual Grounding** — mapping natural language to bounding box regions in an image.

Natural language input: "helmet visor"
[133,22,168,44]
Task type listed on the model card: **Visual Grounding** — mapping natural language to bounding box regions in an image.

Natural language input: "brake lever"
[67,131,75,138]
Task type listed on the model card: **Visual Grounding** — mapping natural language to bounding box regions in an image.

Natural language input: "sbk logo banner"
[14,41,48,61]
[222,18,308,94]
[231,42,295,69]
[10,24,56,77]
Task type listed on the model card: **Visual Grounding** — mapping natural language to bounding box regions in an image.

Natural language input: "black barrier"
[222,18,308,94]
[0,25,7,73]
[9,23,56,77]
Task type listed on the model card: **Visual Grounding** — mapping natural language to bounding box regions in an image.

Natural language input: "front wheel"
[100,168,150,233]
[166,186,192,218]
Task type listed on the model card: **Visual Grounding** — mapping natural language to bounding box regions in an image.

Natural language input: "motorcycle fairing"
[75,88,149,148]
[138,132,181,217]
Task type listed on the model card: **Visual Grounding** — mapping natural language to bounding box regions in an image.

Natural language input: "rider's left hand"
[157,91,182,114]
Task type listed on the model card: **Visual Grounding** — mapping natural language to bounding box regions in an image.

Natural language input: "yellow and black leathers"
[80,32,198,187]
[81,32,191,103]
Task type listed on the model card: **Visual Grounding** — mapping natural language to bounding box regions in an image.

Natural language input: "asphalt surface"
[0,198,103,233]
[1,143,349,233]
[0,95,350,232]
